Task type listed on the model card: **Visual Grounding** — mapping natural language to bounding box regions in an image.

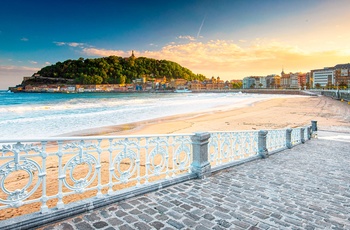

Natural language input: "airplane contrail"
[197,15,207,39]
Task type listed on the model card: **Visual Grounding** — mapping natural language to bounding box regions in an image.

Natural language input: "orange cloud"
[81,40,350,80]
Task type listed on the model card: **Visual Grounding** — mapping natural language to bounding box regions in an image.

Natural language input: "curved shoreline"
[59,95,350,137]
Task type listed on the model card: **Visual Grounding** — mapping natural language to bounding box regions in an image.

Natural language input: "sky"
[1,0,350,89]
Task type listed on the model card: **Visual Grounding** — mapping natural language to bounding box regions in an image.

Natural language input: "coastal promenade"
[38,130,350,230]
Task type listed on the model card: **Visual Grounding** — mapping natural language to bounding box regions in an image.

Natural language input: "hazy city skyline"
[1,0,350,89]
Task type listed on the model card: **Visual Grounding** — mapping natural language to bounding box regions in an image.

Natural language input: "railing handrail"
[0,133,195,143]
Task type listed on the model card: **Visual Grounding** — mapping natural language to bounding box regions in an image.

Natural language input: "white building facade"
[312,68,335,88]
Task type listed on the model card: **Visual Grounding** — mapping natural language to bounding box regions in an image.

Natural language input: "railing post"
[311,120,318,138]
[286,128,292,149]
[258,130,268,158]
[300,128,305,144]
[191,132,211,179]
[307,126,312,140]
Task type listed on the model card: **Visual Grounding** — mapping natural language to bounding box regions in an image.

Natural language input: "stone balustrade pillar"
[286,128,292,149]
[307,126,312,140]
[311,120,318,138]
[191,132,211,179]
[258,130,268,158]
[300,128,305,144]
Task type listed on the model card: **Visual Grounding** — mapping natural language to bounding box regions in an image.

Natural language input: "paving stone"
[136,204,149,210]
[199,219,216,228]
[154,205,168,213]
[144,207,158,215]
[150,221,165,230]
[216,219,232,228]
[119,202,134,210]
[123,215,138,224]
[72,217,82,223]
[58,223,75,230]
[99,210,111,218]
[168,210,183,219]
[130,209,142,215]
[195,225,211,230]
[134,221,152,230]
[108,217,124,226]
[119,224,134,230]
[182,218,197,228]
[252,211,269,219]
[115,210,128,217]
[170,200,182,206]
[92,221,108,229]
[232,220,250,229]
[155,214,169,221]
[167,219,185,229]
[138,213,153,222]
[203,213,215,221]
[212,225,227,230]
[84,213,101,222]
[182,211,199,221]
[191,208,206,216]
[213,211,232,219]
[105,227,116,230]
[76,222,94,230]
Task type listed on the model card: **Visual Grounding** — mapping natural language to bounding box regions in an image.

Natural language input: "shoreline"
[59,95,350,137]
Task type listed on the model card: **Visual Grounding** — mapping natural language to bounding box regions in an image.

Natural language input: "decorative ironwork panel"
[291,128,302,145]
[209,131,258,167]
[0,142,46,210]
[266,129,287,152]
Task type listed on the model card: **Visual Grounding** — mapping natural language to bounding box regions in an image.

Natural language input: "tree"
[232,82,242,89]
[120,75,126,85]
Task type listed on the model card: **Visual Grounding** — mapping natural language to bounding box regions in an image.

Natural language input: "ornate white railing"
[266,129,287,152]
[0,123,314,228]
[0,134,193,215]
[208,131,258,167]
[291,128,302,145]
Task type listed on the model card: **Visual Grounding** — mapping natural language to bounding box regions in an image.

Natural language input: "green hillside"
[25,54,206,85]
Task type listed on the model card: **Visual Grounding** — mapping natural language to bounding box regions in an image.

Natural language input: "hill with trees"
[23,54,206,85]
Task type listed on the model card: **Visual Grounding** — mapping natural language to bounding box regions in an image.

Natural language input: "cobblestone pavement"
[39,131,350,230]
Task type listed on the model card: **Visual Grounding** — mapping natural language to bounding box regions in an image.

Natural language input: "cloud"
[29,60,38,64]
[177,35,196,41]
[54,42,66,46]
[82,48,127,57]
[45,62,51,65]
[70,38,350,79]
[68,42,84,47]
[138,39,350,79]
[21,37,29,42]
[54,41,85,47]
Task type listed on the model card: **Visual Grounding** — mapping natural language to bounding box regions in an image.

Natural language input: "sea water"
[0,91,293,139]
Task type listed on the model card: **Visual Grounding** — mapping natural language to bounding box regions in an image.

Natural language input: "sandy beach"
[1,94,350,220]
[75,95,350,136]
